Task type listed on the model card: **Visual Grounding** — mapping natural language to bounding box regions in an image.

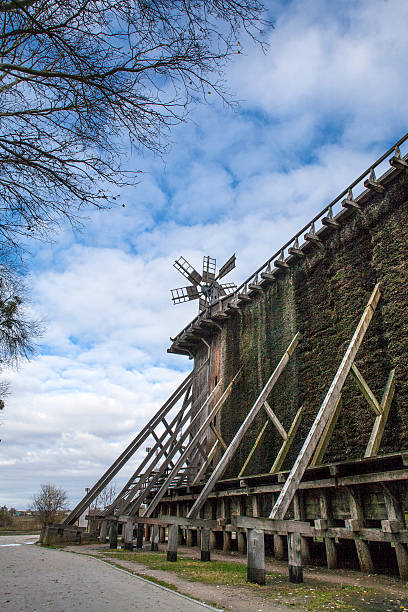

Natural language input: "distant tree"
[32,483,68,526]
[0,0,268,253]
[90,482,117,512]
[0,505,12,528]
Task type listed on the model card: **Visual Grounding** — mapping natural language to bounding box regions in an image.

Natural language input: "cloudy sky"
[1,0,407,509]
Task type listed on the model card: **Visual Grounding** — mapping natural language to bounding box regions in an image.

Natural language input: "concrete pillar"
[223,531,232,552]
[123,519,134,551]
[99,520,108,543]
[237,531,246,554]
[167,525,178,562]
[109,522,118,549]
[201,528,211,562]
[288,532,303,583]
[274,534,285,560]
[151,524,159,551]
[159,526,166,543]
[247,529,265,585]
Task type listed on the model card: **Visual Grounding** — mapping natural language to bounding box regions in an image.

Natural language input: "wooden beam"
[238,420,269,478]
[192,440,219,485]
[350,364,381,415]
[187,332,302,519]
[270,284,381,520]
[348,487,374,572]
[365,369,396,457]
[270,405,304,474]
[210,422,228,451]
[310,395,342,467]
[264,401,287,440]
[381,483,408,580]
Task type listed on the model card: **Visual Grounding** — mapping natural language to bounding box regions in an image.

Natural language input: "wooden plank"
[231,515,313,535]
[319,491,337,569]
[264,401,287,440]
[238,420,269,477]
[381,484,408,580]
[348,487,374,572]
[161,515,218,529]
[270,405,304,474]
[365,369,396,457]
[187,333,301,519]
[350,364,381,415]
[310,396,342,467]
[210,422,228,451]
[144,369,242,516]
[270,285,381,520]
[192,440,219,485]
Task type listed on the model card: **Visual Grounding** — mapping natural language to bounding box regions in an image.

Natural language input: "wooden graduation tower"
[57,134,408,583]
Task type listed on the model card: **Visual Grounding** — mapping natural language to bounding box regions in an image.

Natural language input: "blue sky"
[1,0,408,508]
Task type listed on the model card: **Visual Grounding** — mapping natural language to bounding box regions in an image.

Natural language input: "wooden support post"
[99,519,108,543]
[151,524,159,551]
[167,524,178,562]
[238,420,269,477]
[109,522,118,549]
[270,405,304,473]
[288,532,303,583]
[247,529,266,585]
[382,484,408,581]
[201,528,211,562]
[348,487,374,572]
[274,535,286,560]
[186,529,194,547]
[365,369,396,457]
[238,531,247,554]
[159,526,166,543]
[136,522,144,550]
[223,531,232,552]
[123,519,135,551]
[210,530,217,550]
[294,491,311,564]
[310,396,342,467]
[319,491,337,569]
[188,333,301,519]
[270,285,380,520]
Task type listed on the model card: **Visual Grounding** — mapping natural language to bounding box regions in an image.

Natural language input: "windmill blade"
[199,297,208,312]
[202,255,216,283]
[220,282,237,294]
[171,285,200,304]
[216,254,236,280]
[173,256,202,286]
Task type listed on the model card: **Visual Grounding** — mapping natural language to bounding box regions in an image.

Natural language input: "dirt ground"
[65,541,408,612]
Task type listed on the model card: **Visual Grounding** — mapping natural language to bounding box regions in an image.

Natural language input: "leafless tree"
[32,483,68,526]
[90,482,117,512]
[0,0,268,253]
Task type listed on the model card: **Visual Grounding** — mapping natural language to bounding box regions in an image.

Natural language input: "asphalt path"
[0,535,218,611]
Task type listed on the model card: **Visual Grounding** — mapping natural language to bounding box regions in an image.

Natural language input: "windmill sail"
[171,286,200,304]
[173,256,202,285]
[216,254,236,280]
[221,282,237,294]
[202,256,216,283]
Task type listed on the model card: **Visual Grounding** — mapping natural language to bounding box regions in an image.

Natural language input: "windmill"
[171,254,237,312]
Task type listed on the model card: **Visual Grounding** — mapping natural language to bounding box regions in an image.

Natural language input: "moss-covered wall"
[199,172,408,479]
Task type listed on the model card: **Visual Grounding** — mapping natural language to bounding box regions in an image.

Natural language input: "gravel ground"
[0,535,217,611]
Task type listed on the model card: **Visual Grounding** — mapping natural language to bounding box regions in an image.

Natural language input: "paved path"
[0,535,217,611]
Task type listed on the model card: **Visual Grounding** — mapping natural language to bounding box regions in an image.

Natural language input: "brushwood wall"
[193,169,408,479]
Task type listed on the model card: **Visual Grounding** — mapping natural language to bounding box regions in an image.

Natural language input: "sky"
[1,0,408,509]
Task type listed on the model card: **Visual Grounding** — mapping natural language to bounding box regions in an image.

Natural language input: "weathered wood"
[109,522,118,549]
[288,533,303,583]
[150,524,159,551]
[136,523,144,549]
[294,491,311,564]
[264,400,287,440]
[247,529,266,584]
[238,531,246,554]
[201,528,211,562]
[319,491,337,569]
[188,333,301,519]
[123,519,135,551]
[161,515,218,529]
[238,420,269,477]
[381,484,408,580]
[99,519,108,543]
[145,369,242,517]
[274,535,286,560]
[270,405,304,474]
[231,515,313,535]
[350,364,381,416]
[310,396,342,467]
[348,487,374,572]
[365,369,396,457]
[210,422,228,451]
[223,531,232,552]
[270,285,380,520]
[192,440,219,485]
[167,524,179,562]
[186,529,194,547]
[159,526,166,543]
